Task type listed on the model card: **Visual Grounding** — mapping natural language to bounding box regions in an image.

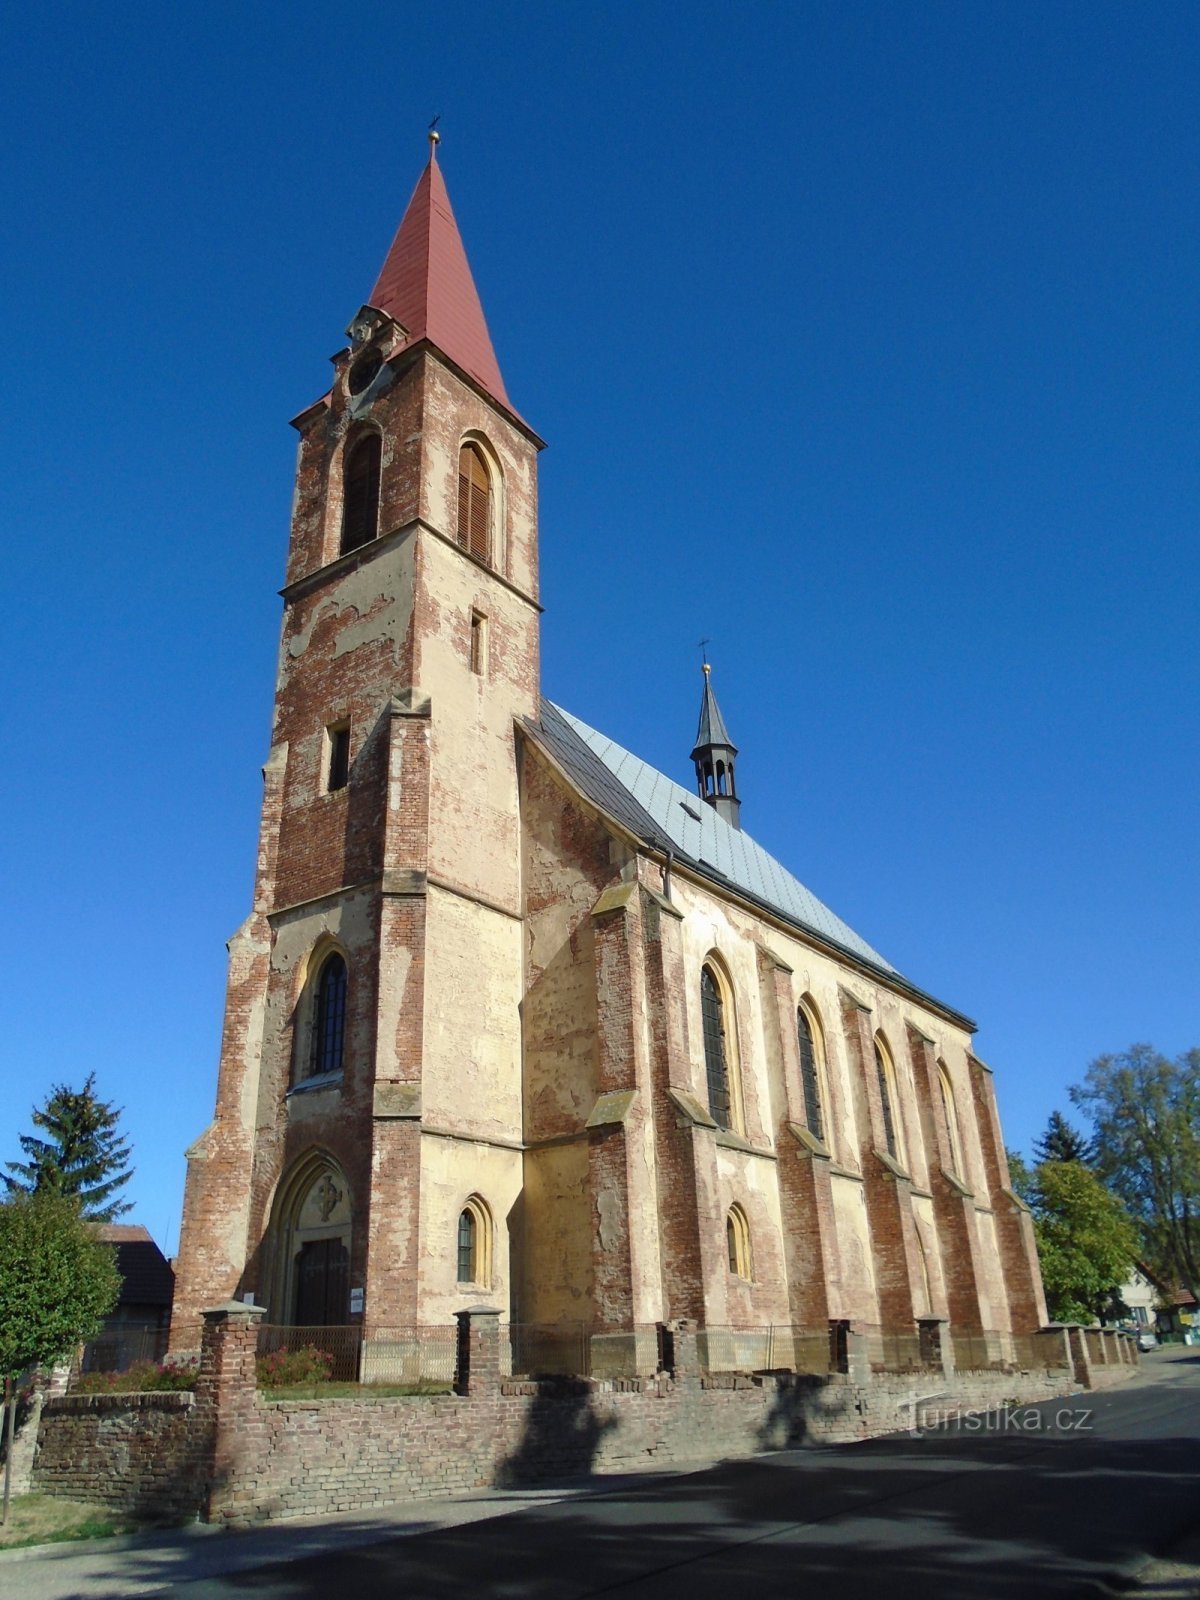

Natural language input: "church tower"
[171,136,544,1347]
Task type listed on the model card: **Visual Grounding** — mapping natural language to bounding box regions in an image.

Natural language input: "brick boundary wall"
[31,1307,1137,1527]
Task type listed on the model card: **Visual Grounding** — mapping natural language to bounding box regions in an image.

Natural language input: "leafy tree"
[1033,1110,1092,1166]
[1005,1148,1035,1206]
[1071,1045,1200,1302]
[1030,1159,1139,1323]
[0,1194,120,1379]
[0,1193,121,1521]
[3,1074,133,1220]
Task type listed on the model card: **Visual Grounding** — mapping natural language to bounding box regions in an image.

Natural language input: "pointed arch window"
[341,433,382,554]
[309,953,347,1079]
[874,1037,901,1161]
[726,1205,752,1279]
[701,964,732,1130]
[457,443,491,564]
[938,1062,965,1178]
[456,1196,492,1286]
[797,1005,824,1143]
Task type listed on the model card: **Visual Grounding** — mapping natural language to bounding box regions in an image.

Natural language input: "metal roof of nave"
[532,699,900,977]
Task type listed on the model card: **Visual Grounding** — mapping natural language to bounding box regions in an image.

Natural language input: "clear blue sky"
[2,3,1196,1252]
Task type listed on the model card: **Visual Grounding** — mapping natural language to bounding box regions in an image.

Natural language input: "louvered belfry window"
[341,434,382,554]
[457,443,491,564]
[310,954,348,1078]
[701,966,732,1130]
[798,1008,824,1142]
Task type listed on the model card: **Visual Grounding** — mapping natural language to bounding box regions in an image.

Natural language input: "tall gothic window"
[341,433,382,554]
[457,442,491,563]
[726,1205,752,1279]
[456,1197,491,1285]
[701,964,732,1130]
[938,1062,964,1178]
[457,1208,476,1284]
[309,953,347,1079]
[797,1005,824,1142]
[874,1038,900,1161]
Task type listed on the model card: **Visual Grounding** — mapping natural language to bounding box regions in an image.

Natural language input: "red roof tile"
[369,150,511,410]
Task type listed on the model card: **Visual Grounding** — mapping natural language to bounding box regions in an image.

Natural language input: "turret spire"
[368,138,511,409]
[691,662,741,829]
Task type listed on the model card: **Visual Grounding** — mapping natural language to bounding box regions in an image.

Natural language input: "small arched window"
[726,1205,752,1279]
[341,433,381,554]
[874,1037,901,1161]
[797,1005,824,1143]
[457,443,491,564]
[309,953,347,1079]
[700,964,732,1130]
[456,1196,491,1286]
[938,1062,964,1178]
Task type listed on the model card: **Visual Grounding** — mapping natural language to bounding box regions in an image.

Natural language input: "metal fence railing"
[863,1325,926,1374]
[254,1324,458,1387]
[502,1323,590,1379]
[79,1322,167,1375]
[697,1325,832,1375]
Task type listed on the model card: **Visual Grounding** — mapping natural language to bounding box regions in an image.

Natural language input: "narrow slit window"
[726,1206,752,1279]
[470,610,487,675]
[327,724,350,792]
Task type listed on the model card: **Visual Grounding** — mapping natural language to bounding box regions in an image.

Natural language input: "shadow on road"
[49,1426,1199,1600]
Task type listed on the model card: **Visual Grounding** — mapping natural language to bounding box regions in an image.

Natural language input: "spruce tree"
[1033,1109,1092,1166]
[3,1074,133,1221]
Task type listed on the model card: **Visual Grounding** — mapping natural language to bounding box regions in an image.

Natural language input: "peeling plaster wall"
[421,886,523,1141]
[520,1141,592,1324]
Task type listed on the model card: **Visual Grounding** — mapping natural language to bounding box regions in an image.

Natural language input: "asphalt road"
[9,1349,1200,1599]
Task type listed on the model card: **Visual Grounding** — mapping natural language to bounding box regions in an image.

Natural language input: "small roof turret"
[690,663,741,830]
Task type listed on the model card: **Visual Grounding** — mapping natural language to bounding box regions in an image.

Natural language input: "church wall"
[417,356,539,602]
[417,1134,521,1324]
[271,547,417,911]
[519,1140,592,1325]
[241,887,381,1318]
[420,886,524,1141]
[414,529,536,913]
[830,1174,877,1318]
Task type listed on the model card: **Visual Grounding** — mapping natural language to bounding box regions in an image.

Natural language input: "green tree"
[3,1074,133,1221]
[0,1193,121,1521]
[1033,1110,1092,1166]
[1071,1044,1200,1302]
[1006,1148,1035,1206]
[1030,1160,1139,1323]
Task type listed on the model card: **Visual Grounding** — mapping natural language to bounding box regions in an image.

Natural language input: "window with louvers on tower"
[341,434,381,555]
[457,443,491,564]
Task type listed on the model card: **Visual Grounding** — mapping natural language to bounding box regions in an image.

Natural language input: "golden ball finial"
[702,661,711,675]
[428,128,441,151]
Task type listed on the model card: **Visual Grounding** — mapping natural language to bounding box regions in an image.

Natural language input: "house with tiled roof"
[170,138,1047,1375]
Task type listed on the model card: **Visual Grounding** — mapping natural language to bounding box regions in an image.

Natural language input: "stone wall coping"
[203,1300,267,1321]
[45,1391,196,1414]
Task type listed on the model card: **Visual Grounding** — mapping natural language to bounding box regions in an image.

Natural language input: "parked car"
[1137,1329,1159,1352]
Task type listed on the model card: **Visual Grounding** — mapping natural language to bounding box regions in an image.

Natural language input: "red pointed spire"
[369,142,512,410]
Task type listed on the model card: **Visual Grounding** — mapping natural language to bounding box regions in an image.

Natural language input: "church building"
[170,139,1046,1372]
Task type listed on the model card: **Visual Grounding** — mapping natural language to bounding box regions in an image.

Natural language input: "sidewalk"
[0,1480,612,1599]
